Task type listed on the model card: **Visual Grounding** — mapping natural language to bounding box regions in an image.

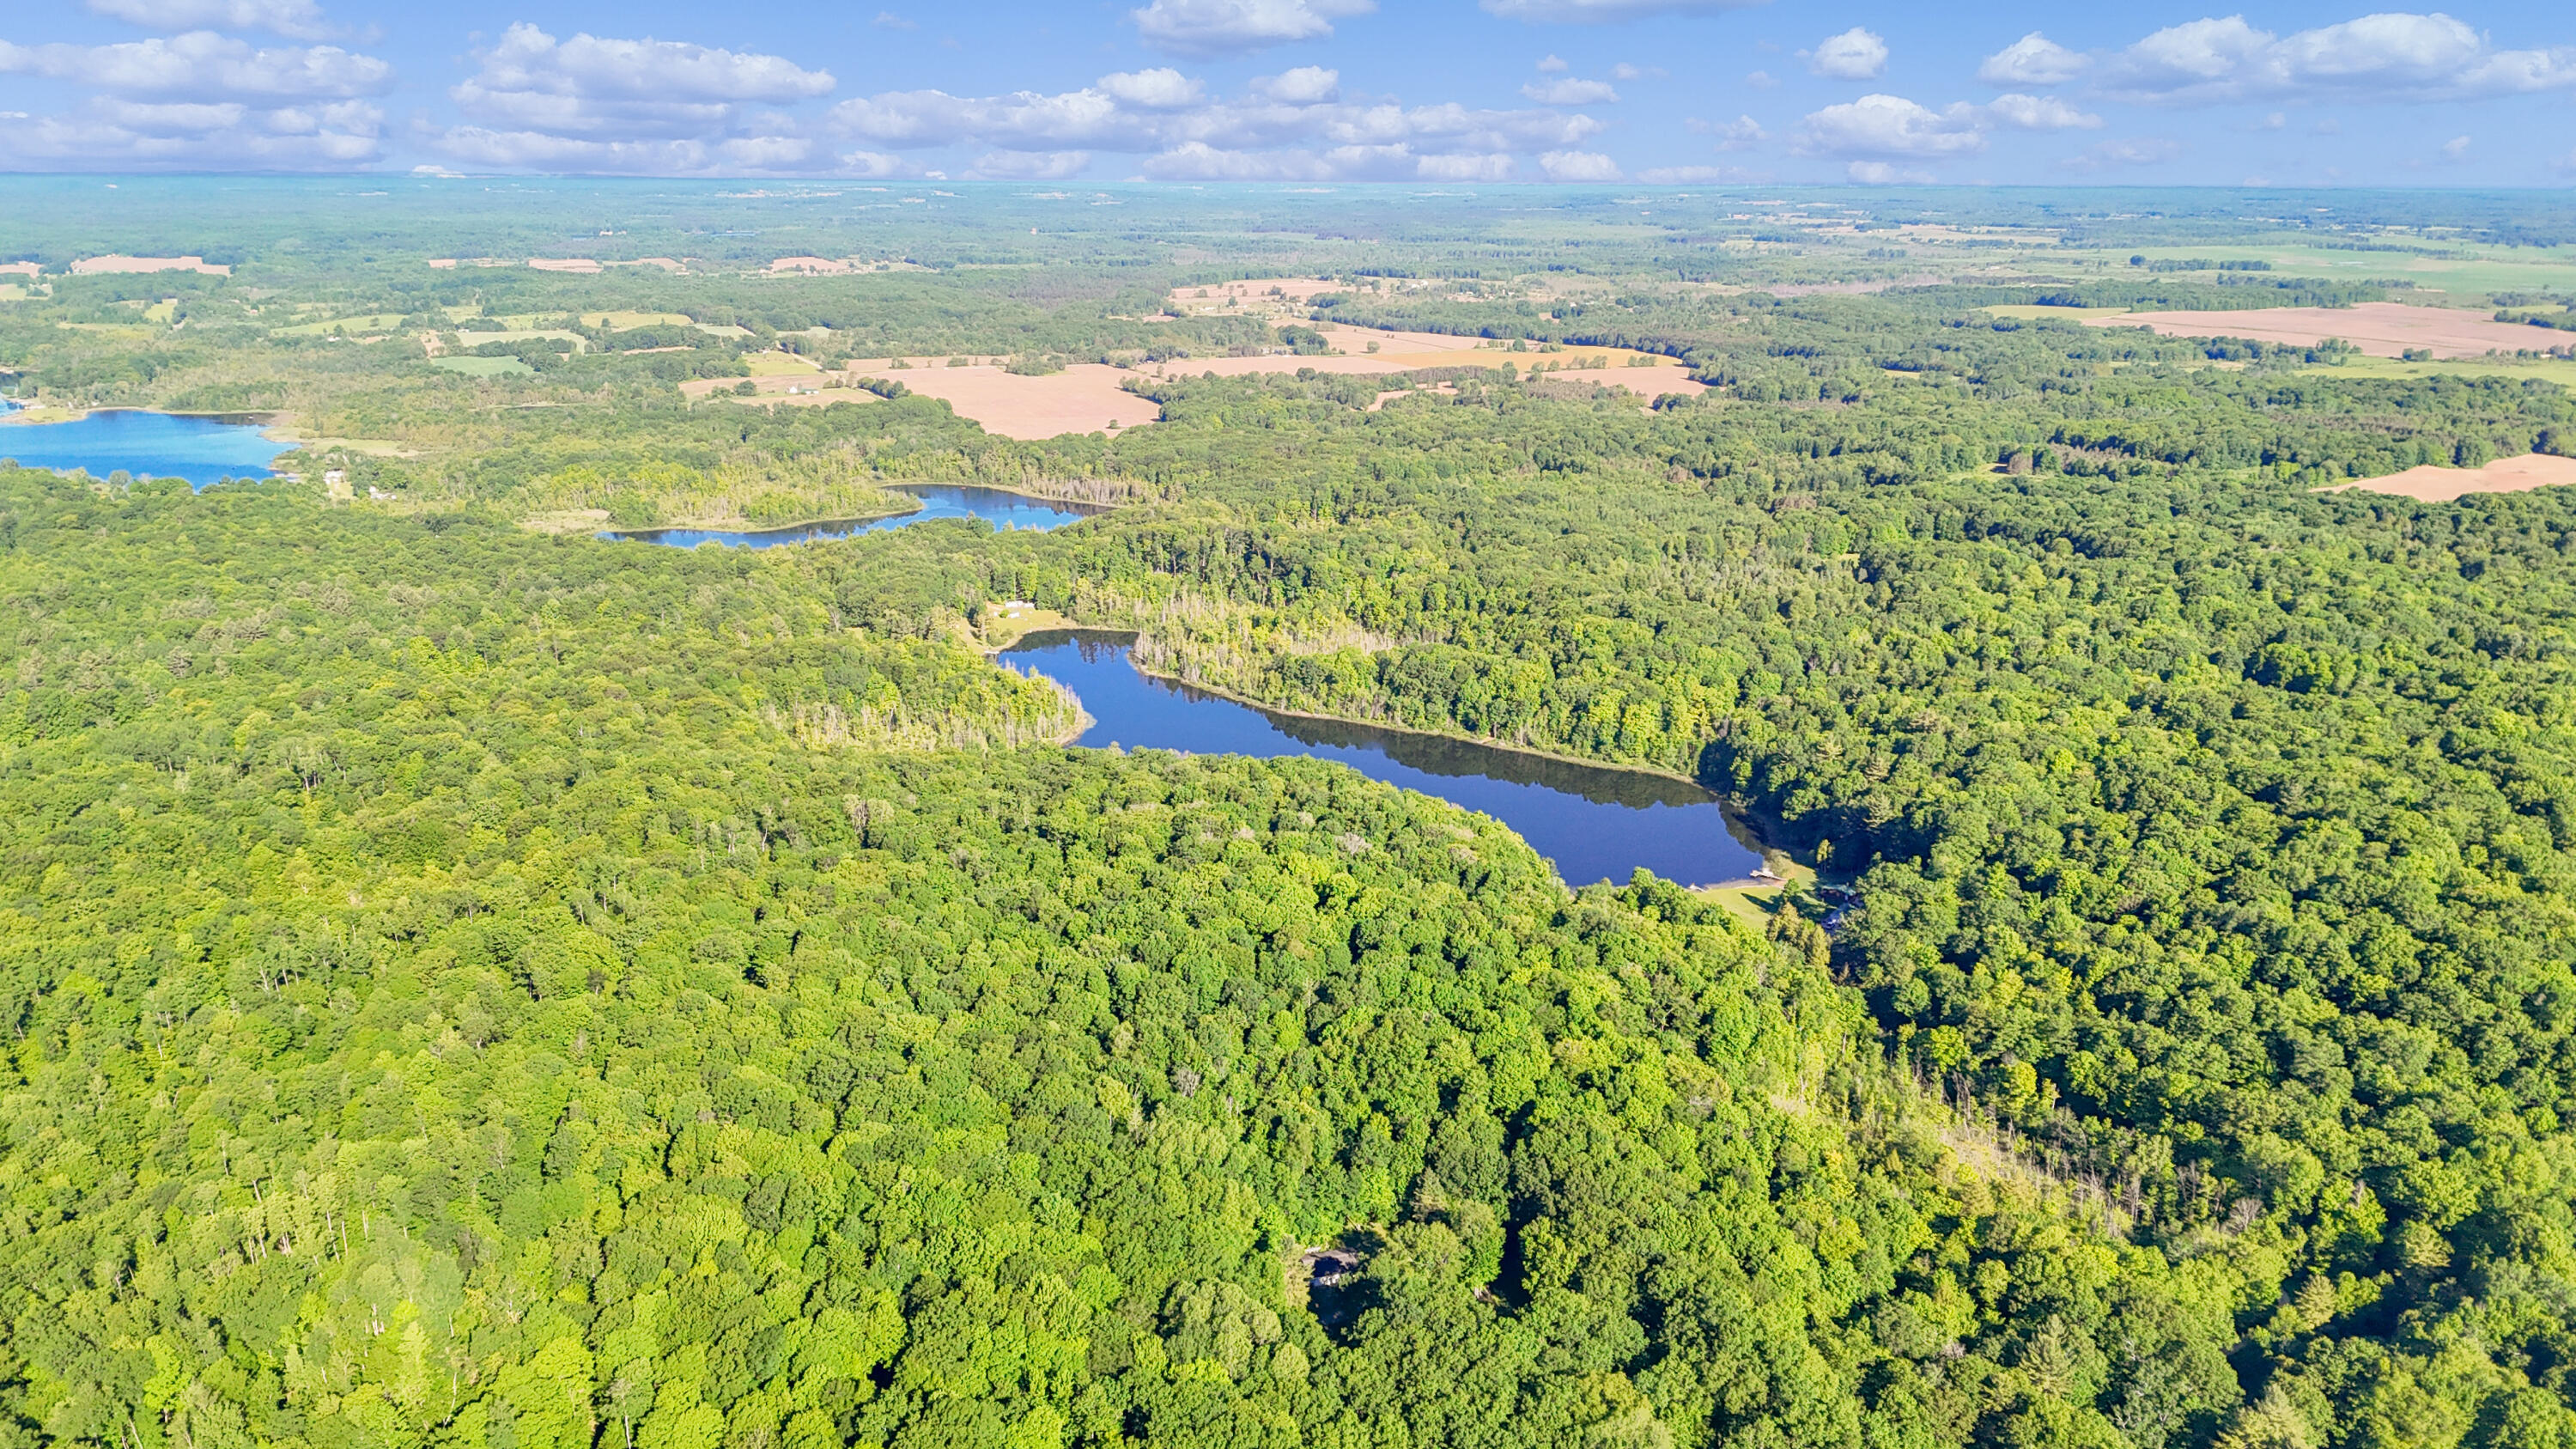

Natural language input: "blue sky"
[0,0,2569,184]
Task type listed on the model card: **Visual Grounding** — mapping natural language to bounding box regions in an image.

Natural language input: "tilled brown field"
[2330,452,2576,502]
[2085,301,2561,359]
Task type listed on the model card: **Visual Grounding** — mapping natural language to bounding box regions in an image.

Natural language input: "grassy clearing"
[2307,355,2576,385]
[2063,244,2576,299]
[584,310,694,330]
[742,352,822,375]
[974,604,1078,652]
[1695,852,1818,929]
[428,356,532,377]
[275,313,408,336]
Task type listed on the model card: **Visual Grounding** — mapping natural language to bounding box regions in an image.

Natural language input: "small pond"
[603,484,1103,547]
[0,404,292,488]
[1004,630,1765,888]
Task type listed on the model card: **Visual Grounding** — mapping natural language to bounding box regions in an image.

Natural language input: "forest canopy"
[6,182,2576,1449]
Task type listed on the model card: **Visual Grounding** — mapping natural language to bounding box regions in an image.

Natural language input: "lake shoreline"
[608,498,922,539]
[1,405,284,428]
[602,484,1108,549]
[1011,624,1789,870]
[0,405,294,486]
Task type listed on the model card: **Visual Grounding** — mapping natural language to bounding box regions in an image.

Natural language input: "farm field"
[2327,449,2576,501]
[2069,242,2576,299]
[2083,300,2562,357]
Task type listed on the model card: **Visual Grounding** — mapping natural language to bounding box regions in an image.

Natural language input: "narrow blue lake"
[0,405,292,488]
[604,484,1103,546]
[1004,631,1766,888]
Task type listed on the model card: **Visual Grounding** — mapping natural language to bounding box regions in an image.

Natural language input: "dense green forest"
[8,184,2576,1448]
[0,472,2267,1449]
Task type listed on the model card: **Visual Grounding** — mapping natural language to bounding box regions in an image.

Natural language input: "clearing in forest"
[2329,452,2576,502]
[2085,301,2558,359]
[69,255,228,276]
[854,363,1151,440]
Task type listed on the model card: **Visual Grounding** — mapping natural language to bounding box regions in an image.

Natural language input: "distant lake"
[0,405,291,488]
[1005,630,1766,889]
[604,484,1103,547]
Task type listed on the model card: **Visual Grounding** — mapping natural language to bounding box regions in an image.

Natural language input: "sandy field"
[857,364,1153,439]
[770,256,856,275]
[1137,321,1704,399]
[1132,349,1702,398]
[527,258,603,274]
[0,263,39,278]
[680,362,1151,437]
[71,256,228,276]
[2085,302,2555,360]
[1312,324,1487,358]
[2328,452,2576,502]
[673,325,1701,437]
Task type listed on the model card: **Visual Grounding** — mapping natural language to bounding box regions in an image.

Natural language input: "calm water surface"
[604,484,1103,546]
[1005,631,1765,888]
[0,405,291,487]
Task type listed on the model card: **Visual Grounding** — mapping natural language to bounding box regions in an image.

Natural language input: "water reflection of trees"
[1023,629,1725,811]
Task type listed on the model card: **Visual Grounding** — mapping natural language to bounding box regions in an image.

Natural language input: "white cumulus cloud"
[435,129,823,174]
[1985,93,2101,130]
[85,0,331,40]
[1979,32,2086,87]
[839,149,909,177]
[1099,68,1206,108]
[1129,0,1374,57]
[0,32,390,100]
[1145,140,1464,180]
[1251,65,1339,103]
[455,25,832,111]
[1795,94,1986,160]
[968,149,1092,180]
[1793,88,2097,172]
[833,88,1136,149]
[1540,149,1620,180]
[1804,27,1886,80]
[433,25,835,174]
[1142,141,1328,179]
[829,75,1604,170]
[0,24,389,168]
[1845,160,1933,185]
[1704,113,1765,149]
[0,93,380,167]
[2102,11,2576,102]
